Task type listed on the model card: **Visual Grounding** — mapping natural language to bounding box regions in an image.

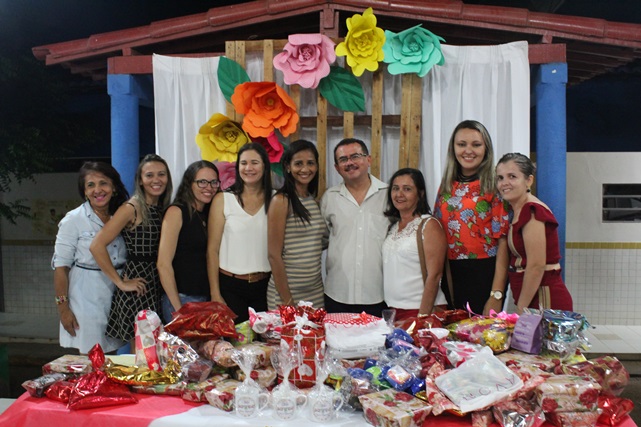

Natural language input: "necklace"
[195,210,207,232]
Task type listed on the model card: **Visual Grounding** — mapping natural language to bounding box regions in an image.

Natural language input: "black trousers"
[219,273,269,323]
[324,294,387,318]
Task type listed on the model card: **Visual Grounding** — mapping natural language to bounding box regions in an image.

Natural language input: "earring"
[527,188,531,193]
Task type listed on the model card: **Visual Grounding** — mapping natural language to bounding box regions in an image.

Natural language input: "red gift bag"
[280,323,325,388]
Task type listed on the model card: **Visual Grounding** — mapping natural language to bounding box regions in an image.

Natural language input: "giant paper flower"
[196,113,251,162]
[382,25,445,77]
[231,81,299,138]
[273,34,336,89]
[251,132,284,164]
[335,7,386,77]
[215,161,237,190]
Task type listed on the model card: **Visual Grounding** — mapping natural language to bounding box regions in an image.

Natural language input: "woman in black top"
[157,160,220,323]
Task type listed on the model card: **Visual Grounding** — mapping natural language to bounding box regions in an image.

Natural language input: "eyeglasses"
[336,152,368,164]
[194,179,220,188]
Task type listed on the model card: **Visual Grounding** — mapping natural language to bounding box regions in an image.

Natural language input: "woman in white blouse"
[207,143,273,323]
[382,168,448,321]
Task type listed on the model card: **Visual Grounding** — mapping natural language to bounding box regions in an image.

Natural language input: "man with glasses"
[321,138,389,316]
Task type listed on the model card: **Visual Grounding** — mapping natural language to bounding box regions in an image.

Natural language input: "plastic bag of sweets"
[447,317,512,353]
[22,373,68,397]
[234,341,274,368]
[232,365,277,389]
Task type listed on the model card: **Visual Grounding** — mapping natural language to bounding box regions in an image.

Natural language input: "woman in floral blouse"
[434,120,510,315]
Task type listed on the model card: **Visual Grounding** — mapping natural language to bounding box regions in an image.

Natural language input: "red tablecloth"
[0,392,637,427]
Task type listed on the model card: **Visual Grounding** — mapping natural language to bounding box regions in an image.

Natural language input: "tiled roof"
[32,0,641,84]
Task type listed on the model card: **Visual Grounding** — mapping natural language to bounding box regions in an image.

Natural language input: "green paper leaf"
[271,162,284,177]
[319,66,366,112]
[217,57,251,103]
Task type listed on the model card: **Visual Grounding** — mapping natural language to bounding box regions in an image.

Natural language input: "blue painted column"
[534,63,567,271]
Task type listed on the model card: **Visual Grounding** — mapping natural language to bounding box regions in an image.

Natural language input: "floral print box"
[536,375,601,413]
[359,389,432,427]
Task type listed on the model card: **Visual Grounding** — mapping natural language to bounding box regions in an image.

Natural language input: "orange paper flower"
[231,81,299,138]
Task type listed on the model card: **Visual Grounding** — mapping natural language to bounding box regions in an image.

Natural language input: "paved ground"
[1,342,639,424]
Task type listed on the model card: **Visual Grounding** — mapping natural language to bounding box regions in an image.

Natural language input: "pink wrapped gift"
[131,382,186,396]
[507,364,551,400]
[546,410,599,427]
[441,341,484,367]
[42,355,92,375]
[497,349,561,372]
[204,378,241,412]
[560,356,629,397]
[233,366,277,388]
[200,339,236,367]
[359,389,432,427]
[536,375,601,413]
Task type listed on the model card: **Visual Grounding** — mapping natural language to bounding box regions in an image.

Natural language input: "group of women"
[52,120,573,354]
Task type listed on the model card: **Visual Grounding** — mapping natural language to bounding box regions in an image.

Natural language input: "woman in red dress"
[495,153,573,313]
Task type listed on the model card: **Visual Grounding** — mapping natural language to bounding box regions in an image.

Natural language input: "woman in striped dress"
[267,140,328,309]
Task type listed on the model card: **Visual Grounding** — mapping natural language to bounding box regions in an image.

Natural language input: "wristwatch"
[490,290,504,300]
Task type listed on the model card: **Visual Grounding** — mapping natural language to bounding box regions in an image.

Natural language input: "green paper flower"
[382,25,445,77]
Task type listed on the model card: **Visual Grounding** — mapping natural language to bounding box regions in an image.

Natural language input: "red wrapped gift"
[280,323,325,388]
[598,395,635,427]
[164,301,238,341]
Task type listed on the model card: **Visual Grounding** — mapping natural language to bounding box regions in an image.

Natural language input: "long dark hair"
[173,160,219,217]
[227,143,272,213]
[78,161,129,215]
[384,168,431,220]
[277,140,319,224]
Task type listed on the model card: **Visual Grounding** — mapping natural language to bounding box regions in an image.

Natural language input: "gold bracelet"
[55,295,69,305]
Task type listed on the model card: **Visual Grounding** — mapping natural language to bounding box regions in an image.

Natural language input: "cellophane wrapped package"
[134,309,163,371]
[559,356,629,396]
[325,312,388,359]
[435,347,523,413]
[447,317,512,353]
[492,397,545,427]
[131,382,186,396]
[42,355,92,375]
[597,395,635,427]
[164,301,238,341]
[359,389,432,427]
[234,341,274,368]
[536,375,601,413]
[497,349,561,373]
[545,410,600,427]
[181,374,230,402]
[22,373,67,397]
[233,365,277,388]
[200,339,236,367]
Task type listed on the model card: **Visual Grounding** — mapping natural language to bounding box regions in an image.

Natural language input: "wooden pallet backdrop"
[225,40,422,193]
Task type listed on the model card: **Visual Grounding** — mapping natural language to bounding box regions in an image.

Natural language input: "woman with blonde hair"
[434,120,510,315]
[91,154,172,342]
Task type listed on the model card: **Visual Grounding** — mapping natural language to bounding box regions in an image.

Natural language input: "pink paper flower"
[215,161,237,190]
[251,132,284,164]
[273,34,336,89]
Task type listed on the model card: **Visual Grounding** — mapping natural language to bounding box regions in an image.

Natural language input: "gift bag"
[280,324,325,388]
[511,310,543,354]
[134,310,163,371]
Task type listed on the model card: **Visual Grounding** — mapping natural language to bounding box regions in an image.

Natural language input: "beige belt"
[512,263,561,274]
[219,268,270,283]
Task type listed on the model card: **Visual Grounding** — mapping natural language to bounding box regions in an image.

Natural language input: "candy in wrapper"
[42,355,92,375]
[560,356,629,397]
[545,410,599,427]
[134,309,164,371]
[232,320,256,345]
[598,395,635,427]
[22,373,67,397]
[164,301,238,341]
[359,389,432,427]
[383,365,413,391]
[205,379,241,411]
[233,366,277,389]
[472,409,494,427]
[67,344,138,410]
[492,398,545,427]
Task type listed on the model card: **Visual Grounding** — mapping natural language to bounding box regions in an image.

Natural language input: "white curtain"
[152,54,226,192]
[152,41,529,199]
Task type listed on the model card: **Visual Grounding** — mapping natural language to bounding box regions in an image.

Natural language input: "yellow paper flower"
[335,7,386,77]
[195,113,251,162]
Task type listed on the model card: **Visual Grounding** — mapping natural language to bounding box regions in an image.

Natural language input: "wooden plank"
[343,112,354,139]
[370,69,383,179]
[290,84,301,142]
[317,92,328,196]
[225,41,236,119]
[399,74,412,168]
[409,73,422,169]
[263,39,274,81]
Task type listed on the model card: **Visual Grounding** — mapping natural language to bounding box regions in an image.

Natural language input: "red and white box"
[536,375,601,413]
[324,312,388,359]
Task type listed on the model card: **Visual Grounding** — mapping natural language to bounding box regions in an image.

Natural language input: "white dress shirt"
[321,175,389,304]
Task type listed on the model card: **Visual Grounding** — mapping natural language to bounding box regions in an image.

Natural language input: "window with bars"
[602,184,641,222]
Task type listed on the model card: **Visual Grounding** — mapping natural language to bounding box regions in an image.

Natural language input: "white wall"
[567,152,641,242]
